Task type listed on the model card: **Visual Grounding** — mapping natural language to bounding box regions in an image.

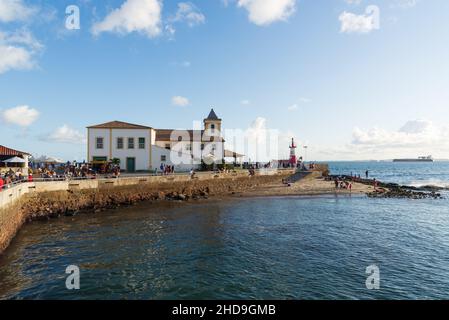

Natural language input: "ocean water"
[328,161,449,187]
[0,162,448,300]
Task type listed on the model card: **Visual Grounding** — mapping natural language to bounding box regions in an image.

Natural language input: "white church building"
[87,109,226,172]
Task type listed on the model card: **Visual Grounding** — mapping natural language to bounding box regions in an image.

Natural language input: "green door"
[126,157,136,173]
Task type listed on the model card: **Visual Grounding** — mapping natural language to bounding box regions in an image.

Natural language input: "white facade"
[87,127,203,172]
[88,128,153,171]
[87,110,226,172]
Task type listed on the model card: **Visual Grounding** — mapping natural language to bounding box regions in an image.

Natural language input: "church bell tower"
[204,108,222,137]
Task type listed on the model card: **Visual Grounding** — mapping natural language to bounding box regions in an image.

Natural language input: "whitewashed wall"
[111,129,152,171]
[88,128,110,161]
[151,146,199,172]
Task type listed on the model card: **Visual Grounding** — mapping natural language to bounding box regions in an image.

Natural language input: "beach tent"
[3,156,26,163]
[0,146,31,172]
[224,150,245,166]
[34,156,64,164]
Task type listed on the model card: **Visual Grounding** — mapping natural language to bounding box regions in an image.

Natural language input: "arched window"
[211,124,215,134]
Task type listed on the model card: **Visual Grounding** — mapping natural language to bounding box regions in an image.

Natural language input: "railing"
[0,179,29,191]
[0,168,294,190]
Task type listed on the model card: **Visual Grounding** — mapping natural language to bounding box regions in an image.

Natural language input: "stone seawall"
[0,171,292,254]
[0,199,28,254]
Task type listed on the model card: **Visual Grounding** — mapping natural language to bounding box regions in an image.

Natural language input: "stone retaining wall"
[0,169,293,254]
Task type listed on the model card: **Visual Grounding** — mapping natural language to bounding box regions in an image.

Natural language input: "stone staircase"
[285,171,314,183]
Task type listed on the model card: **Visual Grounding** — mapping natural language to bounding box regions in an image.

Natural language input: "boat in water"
[393,156,434,163]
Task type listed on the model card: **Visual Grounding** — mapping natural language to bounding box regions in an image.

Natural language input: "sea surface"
[328,160,449,187]
[0,161,449,300]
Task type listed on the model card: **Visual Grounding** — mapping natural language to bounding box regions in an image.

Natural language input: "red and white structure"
[289,138,298,166]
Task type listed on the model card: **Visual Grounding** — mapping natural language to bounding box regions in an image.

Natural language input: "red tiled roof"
[0,145,31,156]
[224,150,245,158]
[156,129,225,142]
[87,121,153,129]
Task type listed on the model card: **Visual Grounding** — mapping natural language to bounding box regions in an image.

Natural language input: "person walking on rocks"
[365,170,369,179]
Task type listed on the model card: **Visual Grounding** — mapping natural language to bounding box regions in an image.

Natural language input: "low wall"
[0,169,294,254]
[0,183,32,210]
[0,186,30,253]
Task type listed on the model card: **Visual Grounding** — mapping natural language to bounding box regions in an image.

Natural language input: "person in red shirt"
[0,176,4,191]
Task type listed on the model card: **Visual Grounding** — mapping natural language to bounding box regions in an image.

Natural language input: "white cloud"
[1,105,39,127]
[0,0,36,22]
[352,120,446,148]
[287,98,309,111]
[315,120,449,160]
[171,95,190,107]
[165,24,176,39]
[0,30,43,74]
[240,99,250,105]
[165,2,205,38]
[92,0,162,38]
[287,104,298,111]
[237,0,296,26]
[1,29,43,51]
[170,2,205,27]
[170,60,191,67]
[390,0,418,9]
[345,0,362,5]
[0,45,33,73]
[44,125,86,144]
[339,8,379,34]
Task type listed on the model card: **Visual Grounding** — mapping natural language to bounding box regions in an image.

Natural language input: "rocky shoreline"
[330,175,445,199]
[23,174,295,221]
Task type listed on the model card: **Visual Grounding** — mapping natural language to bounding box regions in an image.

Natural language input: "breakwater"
[329,175,444,199]
[0,170,293,254]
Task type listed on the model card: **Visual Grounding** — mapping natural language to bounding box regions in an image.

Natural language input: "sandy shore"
[236,172,376,197]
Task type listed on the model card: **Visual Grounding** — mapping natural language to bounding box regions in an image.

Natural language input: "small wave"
[409,179,449,189]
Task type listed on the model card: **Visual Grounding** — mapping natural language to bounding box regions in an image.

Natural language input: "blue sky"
[1,0,449,161]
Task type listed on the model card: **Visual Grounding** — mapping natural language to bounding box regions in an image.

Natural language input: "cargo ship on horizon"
[393,156,434,163]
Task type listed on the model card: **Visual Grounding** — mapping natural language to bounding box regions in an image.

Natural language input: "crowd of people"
[158,163,176,175]
[0,168,33,191]
[32,161,124,180]
[334,178,353,192]
[332,170,380,192]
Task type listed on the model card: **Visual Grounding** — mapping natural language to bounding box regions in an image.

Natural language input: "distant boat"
[393,156,434,163]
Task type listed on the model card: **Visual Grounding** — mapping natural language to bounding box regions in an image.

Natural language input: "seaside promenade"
[0,168,295,210]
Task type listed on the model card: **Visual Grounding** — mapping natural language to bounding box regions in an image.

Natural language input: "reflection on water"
[1,196,449,300]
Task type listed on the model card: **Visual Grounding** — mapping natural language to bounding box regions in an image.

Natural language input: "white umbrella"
[34,156,64,164]
[3,156,26,163]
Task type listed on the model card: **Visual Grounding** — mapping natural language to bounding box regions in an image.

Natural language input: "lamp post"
[303,146,308,164]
